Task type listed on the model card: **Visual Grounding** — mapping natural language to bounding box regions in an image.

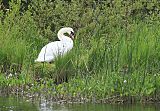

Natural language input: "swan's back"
[35,41,73,62]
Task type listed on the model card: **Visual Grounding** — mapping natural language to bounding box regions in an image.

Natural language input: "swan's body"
[35,27,74,62]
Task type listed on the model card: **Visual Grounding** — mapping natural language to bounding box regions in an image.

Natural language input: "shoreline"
[1,85,160,104]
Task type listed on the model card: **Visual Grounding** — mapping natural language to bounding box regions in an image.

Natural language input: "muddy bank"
[1,86,160,104]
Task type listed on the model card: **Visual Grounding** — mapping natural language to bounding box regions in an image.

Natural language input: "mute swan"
[35,27,75,62]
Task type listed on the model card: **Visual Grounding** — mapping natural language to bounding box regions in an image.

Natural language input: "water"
[0,96,160,111]
[0,96,38,111]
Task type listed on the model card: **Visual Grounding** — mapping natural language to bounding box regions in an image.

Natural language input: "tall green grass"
[0,0,160,103]
[34,21,159,101]
[0,2,45,79]
[52,22,160,100]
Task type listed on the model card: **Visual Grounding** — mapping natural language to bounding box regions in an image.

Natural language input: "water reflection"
[52,103,160,111]
[0,96,160,111]
[0,96,38,111]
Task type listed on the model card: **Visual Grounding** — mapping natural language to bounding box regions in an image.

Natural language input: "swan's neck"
[58,31,73,43]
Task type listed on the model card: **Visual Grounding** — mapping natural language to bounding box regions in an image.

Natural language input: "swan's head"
[58,27,75,41]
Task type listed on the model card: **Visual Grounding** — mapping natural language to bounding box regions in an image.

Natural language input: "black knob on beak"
[70,31,75,39]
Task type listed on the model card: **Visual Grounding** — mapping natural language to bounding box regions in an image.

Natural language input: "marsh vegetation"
[0,0,160,103]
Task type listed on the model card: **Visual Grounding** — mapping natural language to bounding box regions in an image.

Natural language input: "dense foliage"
[0,0,160,103]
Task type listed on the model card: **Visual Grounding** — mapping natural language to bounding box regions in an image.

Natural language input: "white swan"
[35,27,75,62]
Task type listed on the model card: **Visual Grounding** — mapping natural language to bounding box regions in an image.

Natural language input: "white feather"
[35,27,74,62]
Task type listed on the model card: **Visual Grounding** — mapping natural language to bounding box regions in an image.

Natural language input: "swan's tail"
[35,56,53,62]
[34,58,48,62]
[35,58,42,62]
[34,59,38,62]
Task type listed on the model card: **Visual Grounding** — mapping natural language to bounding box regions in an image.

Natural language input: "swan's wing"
[35,41,73,62]
[35,41,64,62]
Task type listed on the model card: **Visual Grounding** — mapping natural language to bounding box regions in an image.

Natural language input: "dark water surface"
[0,96,160,111]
